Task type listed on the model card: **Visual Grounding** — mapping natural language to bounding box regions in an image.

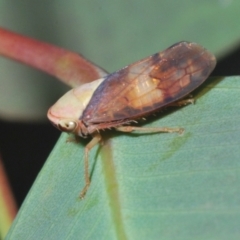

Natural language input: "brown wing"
[81,42,216,124]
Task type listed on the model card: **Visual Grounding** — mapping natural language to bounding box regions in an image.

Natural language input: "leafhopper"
[48,42,216,198]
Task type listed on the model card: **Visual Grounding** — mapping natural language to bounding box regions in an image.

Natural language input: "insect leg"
[115,126,184,134]
[80,132,102,199]
[168,97,195,107]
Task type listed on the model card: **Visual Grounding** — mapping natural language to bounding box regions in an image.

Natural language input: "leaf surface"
[6,76,240,239]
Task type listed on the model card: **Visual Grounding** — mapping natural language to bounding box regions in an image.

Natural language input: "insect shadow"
[193,76,225,98]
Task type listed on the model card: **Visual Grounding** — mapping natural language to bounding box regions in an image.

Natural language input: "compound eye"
[58,120,77,132]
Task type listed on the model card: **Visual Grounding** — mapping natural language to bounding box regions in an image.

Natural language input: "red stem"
[0,27,107,88]
[0,157,17,221]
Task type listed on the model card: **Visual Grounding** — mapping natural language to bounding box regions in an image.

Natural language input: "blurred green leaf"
[1,0,240,120]
[6,76,240,239]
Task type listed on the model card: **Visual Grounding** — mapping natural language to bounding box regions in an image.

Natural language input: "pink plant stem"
[0,27,106,88]
[0,157,17,232]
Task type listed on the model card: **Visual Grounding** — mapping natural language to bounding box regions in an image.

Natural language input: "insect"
[48,41,216,198]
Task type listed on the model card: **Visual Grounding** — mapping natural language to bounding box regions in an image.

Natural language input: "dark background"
[1,45,240,207]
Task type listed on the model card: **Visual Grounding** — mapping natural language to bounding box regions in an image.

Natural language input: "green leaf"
[6,76,240,239]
